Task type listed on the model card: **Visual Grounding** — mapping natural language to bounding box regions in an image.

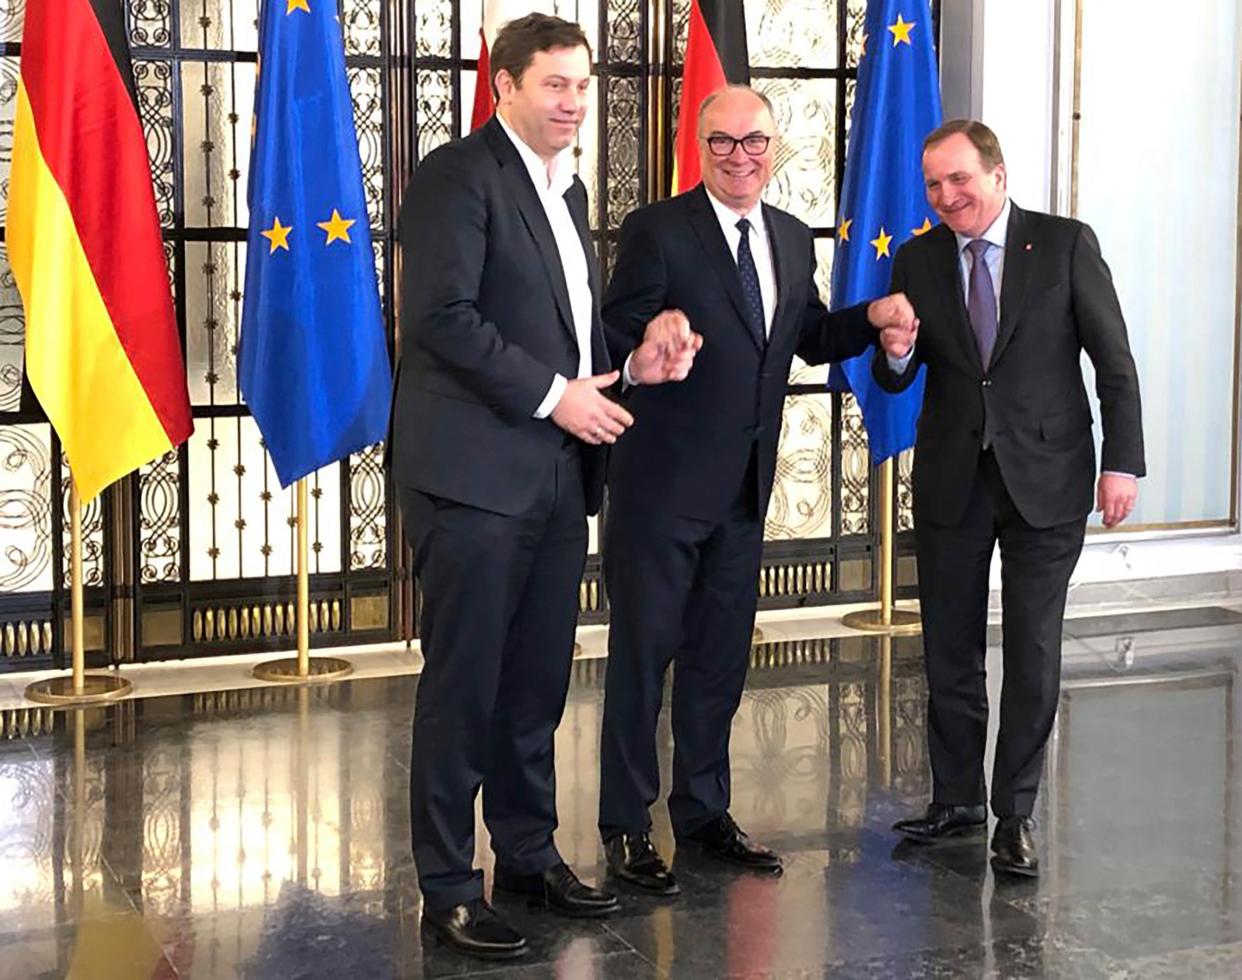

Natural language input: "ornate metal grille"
[666,0,930,606]
[0,0,933,669]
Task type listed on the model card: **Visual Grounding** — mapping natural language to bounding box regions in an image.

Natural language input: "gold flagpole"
[297,477,311,675]
[253,477,353,683]
[71,489,84,691]
[842,457,921,634]
[27,479,133,705]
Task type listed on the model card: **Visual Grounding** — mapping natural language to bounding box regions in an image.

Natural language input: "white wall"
[938,0,1057,210]
[979,0,1056,212]
[945,0,1242,585]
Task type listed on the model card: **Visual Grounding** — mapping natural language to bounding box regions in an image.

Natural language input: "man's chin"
[941,214,972,235]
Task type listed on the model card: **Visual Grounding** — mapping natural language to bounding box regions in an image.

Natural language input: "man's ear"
[494,68,516,103]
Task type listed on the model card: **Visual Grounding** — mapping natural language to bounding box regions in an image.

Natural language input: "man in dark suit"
[879,120,1144,877]
[597,85,918,895]
[389,14,693,959]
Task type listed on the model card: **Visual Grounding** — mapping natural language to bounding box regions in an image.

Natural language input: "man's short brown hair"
[489,13,591,97]
[923,119,1005,170]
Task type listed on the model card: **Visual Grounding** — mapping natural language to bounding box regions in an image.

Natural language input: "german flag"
[8,0,192,503]
[470,27,495,131]
[673,0,750,194]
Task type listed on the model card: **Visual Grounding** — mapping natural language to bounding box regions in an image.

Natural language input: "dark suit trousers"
[916,449,1086,817]
[398,445,587,911]
[599,458,763,840]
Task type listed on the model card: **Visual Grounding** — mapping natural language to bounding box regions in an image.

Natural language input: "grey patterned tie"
[735,218,766,347]
[966,239,997,368]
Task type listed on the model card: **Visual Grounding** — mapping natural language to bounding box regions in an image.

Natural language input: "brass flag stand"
[253,478,353,683]
[842,458,921,635]
[26,481,133,705]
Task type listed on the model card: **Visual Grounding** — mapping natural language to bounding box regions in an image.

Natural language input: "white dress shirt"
[887,197,1011,375]
[624,187,778,385]
[890,198,1133,479]
[703,187,778,337]
[494,114,594,418]
[955,196,1010,320]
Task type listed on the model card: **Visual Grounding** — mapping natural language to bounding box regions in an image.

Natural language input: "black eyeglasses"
[702,134,772,157]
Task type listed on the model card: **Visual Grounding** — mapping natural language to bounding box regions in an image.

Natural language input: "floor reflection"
[0,613,1240,977]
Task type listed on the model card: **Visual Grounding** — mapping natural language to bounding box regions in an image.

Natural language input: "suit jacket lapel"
[566,176,610,373]
[686,187,764,353]
[764,203,793,345]
[483,119,578,347]
[927,225,982,374]
[566,176,599,302]
[990,203,1032,369]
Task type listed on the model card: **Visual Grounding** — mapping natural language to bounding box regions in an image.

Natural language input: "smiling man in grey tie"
[875,120,1145,877]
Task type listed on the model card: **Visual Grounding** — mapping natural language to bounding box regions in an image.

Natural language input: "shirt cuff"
[533,374,568,419]
[886,348,915,374]
[1101,471,1138,480]
[622,353,638,389]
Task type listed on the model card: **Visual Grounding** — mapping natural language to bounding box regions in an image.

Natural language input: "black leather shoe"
[991,816,1039,877]
[605,833,680,895]
[892,803,987,843]
[492,861,619,918]
[420,899,528,960]
[678,814,782,873]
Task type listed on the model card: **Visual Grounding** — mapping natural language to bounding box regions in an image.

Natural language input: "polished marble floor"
[2,608,1242,978]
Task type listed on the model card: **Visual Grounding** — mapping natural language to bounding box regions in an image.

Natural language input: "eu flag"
[239,0,391,488]
[829,0,942,463]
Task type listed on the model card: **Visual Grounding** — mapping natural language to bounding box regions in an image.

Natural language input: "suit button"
[981,379,993,388]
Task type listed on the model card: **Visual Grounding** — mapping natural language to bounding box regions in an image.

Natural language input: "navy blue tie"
[735,218,766,347]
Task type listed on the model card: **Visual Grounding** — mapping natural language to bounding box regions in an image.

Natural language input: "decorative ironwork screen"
[0,0,928,671]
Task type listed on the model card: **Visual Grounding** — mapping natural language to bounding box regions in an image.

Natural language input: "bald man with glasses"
[596,85,918,895]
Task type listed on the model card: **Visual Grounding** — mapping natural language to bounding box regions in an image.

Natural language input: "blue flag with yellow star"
[829,0,941,463]
[239,0,391,487]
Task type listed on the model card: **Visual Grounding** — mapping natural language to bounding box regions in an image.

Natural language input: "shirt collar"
[703,185,766,235]
[955,196,1012,256]
[496,112,575,198]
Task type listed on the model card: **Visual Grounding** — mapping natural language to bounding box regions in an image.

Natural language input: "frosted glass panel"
[1076,0,1239,526]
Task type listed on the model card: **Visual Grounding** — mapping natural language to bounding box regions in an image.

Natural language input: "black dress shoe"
[492,861,619,918]
[892,803,987,843]
[678,814,782,872]
[420,899,528,960]
[991,816,1039,877]
[605,833,680,896]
